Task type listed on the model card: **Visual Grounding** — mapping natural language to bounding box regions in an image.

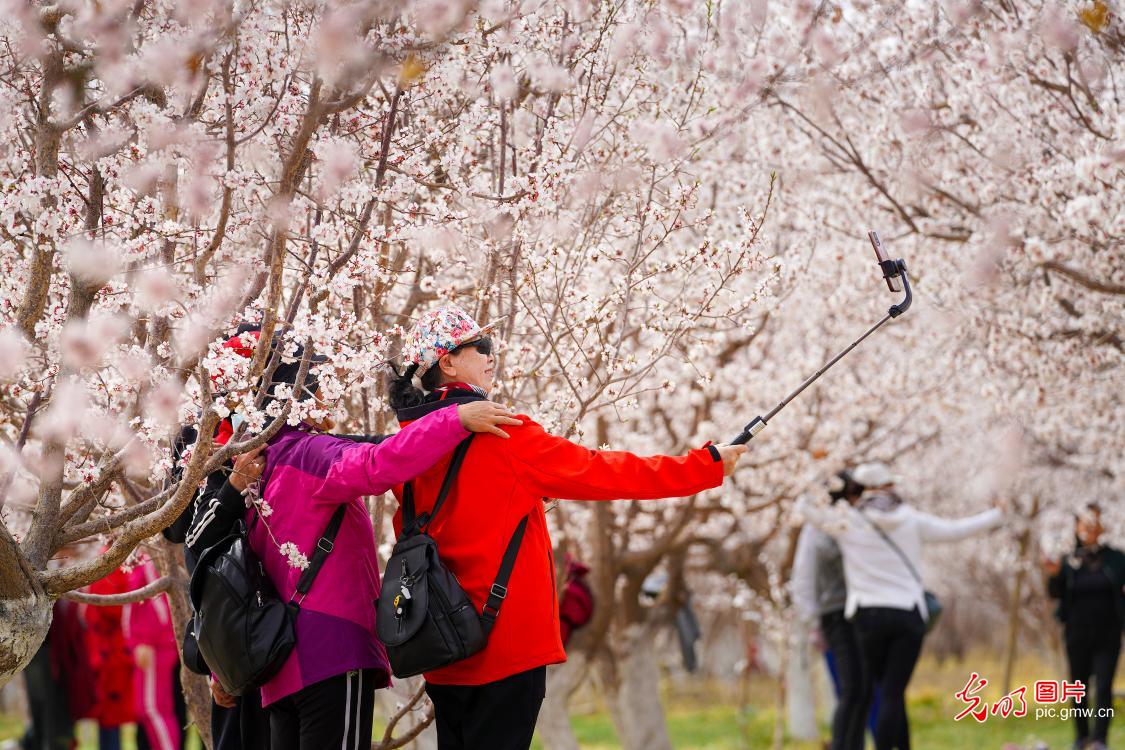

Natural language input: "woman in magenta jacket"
[246,390,518,749]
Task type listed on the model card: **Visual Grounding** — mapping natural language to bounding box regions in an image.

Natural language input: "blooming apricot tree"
[0,0,1120,748]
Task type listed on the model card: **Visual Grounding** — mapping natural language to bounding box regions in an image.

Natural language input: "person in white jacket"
[791,469,869,750]
[793,461,1006,750]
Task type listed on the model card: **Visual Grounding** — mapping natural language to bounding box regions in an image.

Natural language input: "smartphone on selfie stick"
[730,231,912,445]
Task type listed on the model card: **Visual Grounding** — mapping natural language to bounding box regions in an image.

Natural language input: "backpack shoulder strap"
[291,504,347,608]
[404,436,474,534]
[480,514,530,635]
[428,436,474,523]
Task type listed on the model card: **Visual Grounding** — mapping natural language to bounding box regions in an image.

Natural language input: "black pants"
[268,670,376,750]
[425,666,547,750]
[19,642,72,750]
[213,686,271,749]
[853,607,925,750]
[1065,622,1122,744]
[822,611,866,750]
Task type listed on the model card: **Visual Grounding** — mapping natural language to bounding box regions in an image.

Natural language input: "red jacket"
[393,391,723,685]
[81,563,137,726]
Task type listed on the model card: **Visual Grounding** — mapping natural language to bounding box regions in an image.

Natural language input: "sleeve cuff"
[216,480,244,509]
[443,404,471,437]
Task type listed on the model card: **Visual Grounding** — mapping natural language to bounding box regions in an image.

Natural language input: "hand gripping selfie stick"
[730,231,913,445]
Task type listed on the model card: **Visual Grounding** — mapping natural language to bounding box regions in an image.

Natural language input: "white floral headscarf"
[401,305,501,375]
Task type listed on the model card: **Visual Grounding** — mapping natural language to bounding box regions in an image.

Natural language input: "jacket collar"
[396,390,486,423]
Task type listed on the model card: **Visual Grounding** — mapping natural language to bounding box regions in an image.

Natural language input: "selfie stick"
[730,231,912,445]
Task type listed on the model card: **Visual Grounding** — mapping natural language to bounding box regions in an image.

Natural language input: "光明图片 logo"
[954,674,1115,723]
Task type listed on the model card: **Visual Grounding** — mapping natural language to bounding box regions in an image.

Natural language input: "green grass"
[3,651,1117,749]
[527,695,1109,749]
[520,649,1118,749]
[0,700,1103,750]
[0,721,201,750]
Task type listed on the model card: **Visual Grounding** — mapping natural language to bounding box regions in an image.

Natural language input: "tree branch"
[1041,260,1125,295]
[61,575,176,606]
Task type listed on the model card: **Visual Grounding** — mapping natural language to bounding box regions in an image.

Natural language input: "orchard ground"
[2,651,1119,749]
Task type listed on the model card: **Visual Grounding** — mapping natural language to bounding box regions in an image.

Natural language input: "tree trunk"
[535,652,588,750]
[1000,568,1025,696]
[153,540,212,748]
[786,620,818,741]
[1001,497,1037,695]
[608,624,672,750]
[0,534,51,687]
[772,629,788,750]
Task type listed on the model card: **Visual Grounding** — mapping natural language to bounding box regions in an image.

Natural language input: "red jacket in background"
[559,560,594,647]
[81,563,137,727]
[49,599,97,722]
[122,558,177,654]
[394,393,723,686]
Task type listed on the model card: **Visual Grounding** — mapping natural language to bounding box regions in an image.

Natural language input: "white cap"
[852,461,899,488]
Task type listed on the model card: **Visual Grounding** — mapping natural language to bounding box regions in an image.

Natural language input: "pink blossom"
[528,57,571,93]
[122,162,163,196]
[646,17,672,62]
[37,380,90,444]
[413,0,470,38]
[135,269,177,313]
[1038,7,1079,52]
[631,121,686,162]
[899,108,932,135]
[0,329,29,381]
[65,239,121,288]
[144,380,184,430]
[317,140,358,199]
[491,62,518,101]
[811,28,840,66]
[944,0,979,26]
[112,350,153,383]
[610,22,640,62]
[62,322,107,370]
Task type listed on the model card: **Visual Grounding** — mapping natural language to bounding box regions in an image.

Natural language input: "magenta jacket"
[249,407,468,706]
[122,558,177,654]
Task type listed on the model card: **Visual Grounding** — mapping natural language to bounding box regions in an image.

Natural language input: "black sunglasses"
[451,336,493,357]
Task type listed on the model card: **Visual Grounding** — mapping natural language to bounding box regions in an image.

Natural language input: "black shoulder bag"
[188,504,346,694]
[858,511,943,632]
[376,436,528,677]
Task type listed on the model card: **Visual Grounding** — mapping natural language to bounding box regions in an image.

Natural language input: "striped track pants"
[268,669,377,750]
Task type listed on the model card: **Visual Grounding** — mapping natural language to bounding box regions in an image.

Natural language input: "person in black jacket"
[166,326,395,749]
[162,323,297,749]
[1044,502,1125,750]
[163,419,271,750]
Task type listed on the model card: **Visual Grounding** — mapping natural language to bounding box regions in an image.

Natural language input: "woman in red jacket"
[81,560,139,749]
[387,305,746,750]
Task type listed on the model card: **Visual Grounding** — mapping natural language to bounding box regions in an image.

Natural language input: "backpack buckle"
[317,538,334,553]
[490,583,508,600]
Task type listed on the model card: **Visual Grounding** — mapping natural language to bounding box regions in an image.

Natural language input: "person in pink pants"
[123,556,182,750]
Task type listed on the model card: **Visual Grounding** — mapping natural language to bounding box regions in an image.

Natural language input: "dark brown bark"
[16,46,67,338]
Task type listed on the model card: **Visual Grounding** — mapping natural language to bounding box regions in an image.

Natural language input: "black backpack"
[375,436,528,677]
[188,505,345,694]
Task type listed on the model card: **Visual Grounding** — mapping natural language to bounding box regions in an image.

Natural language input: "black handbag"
[180,618,209,675]
[376,436,528,678]
[188,504,346,694]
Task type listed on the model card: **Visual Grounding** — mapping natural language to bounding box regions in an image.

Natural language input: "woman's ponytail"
[387,363,425,411]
